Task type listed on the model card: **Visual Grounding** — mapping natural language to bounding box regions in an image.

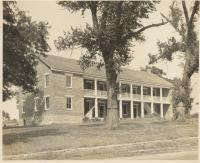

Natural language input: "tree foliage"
[3,1,50,101]
[55,1,166,70]
[171,78,192,111]
[148,0,199,116]
[55,1,167,128]
[141,65,167,77]
[149,1,199,67]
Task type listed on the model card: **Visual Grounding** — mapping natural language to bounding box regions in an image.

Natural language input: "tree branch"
[182,1,189,27]
[149,54,165,64]
[131,21,168,36]
[88,1,99,29]
[160,13,183,36]
[189,1,199,28]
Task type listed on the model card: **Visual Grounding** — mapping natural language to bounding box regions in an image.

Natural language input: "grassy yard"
[3,118,198,159]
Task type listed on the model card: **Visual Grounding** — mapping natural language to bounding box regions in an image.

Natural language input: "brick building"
[17,55,173,125]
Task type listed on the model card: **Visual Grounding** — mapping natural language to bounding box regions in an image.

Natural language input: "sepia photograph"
[2,0,199,160]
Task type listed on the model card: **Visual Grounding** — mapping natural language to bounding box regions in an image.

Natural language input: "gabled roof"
[39,55,173,88]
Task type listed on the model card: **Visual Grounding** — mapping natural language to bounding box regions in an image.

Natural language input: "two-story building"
[17,55,173,125]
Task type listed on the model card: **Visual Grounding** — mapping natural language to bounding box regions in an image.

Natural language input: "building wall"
[18,59,174,125]
[18,60,52,126]
[42,71,84,124]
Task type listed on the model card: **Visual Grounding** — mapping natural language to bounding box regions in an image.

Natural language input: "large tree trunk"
[180,69,191,117]
[179,49,197,118]
[105,63,119,129]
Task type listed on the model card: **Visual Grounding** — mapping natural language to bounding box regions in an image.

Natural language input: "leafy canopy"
[3,1,50,101]
[55,1,164,71]
[149,0,199,75]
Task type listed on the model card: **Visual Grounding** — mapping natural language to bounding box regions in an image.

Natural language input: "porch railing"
[84,89,95,96]
[162,97,170,103]
[153,96,161,102]
[97,90,107,97]
[121,92,131,98]
[143,95,151,100]
[132,94,141,100]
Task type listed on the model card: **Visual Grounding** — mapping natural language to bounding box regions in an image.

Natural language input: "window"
[133,86,140,94]
[22,100,25,113]
[122,103,129,115]
[84,80,94,89]
[143,87,150,95]
[34,97,40,111]
[98,81,107,91]
[66,97,72,110]
[16,97,20,109]
[153,88,160,96]
[133,104,139,110]
[121,84,130,93]
[44,74,49,88]
[66,75,72,88]
[45,96,50,110]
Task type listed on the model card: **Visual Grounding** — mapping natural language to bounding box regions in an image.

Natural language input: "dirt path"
[4,136,198,160]
[113,151,198,160]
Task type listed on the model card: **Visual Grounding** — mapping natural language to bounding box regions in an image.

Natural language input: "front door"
[84,99,95,117]
[133,103,139,118]
[98,101,106,118]
[122,102,131,118]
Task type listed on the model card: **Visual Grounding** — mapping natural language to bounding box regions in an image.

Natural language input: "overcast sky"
[16,0,186,79]
[4,0,192,119]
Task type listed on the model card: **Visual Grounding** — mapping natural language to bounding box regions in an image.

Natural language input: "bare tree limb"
[189,1,199,28]
[149,54,165,64]
[131,21,168,36]
[88,1,99,29]
[182,1,190,26]
[160,13,183,36]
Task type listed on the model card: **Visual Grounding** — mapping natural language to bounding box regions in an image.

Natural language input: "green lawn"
[3,118,198,159]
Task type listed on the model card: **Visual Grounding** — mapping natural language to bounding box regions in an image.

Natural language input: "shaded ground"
[3,118,198,159]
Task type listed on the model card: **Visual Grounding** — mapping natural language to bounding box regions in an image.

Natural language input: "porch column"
[141,102,144,118]
[151,102,154,114]
[141,85,143,100]
[130,84,133,99]
[151,87,153,101]
[131,101,133,119]
[160,87,163,118]
[160,87,163,102]
[160,103,164,118]
[119,100,123,118]
[95,98,98,118]
[119,82,122,98]
[94,79,97,96]
[141,85,144,118]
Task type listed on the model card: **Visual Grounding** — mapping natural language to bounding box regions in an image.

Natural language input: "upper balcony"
[84,79,107,98]
[83,79,171,104]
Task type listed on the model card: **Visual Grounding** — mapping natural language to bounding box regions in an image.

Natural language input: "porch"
[84,98,107,119]
[119,100,171,119]
[84,98,171,120]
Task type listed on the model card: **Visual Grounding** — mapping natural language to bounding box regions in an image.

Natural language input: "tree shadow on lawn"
[3,128,70,145]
